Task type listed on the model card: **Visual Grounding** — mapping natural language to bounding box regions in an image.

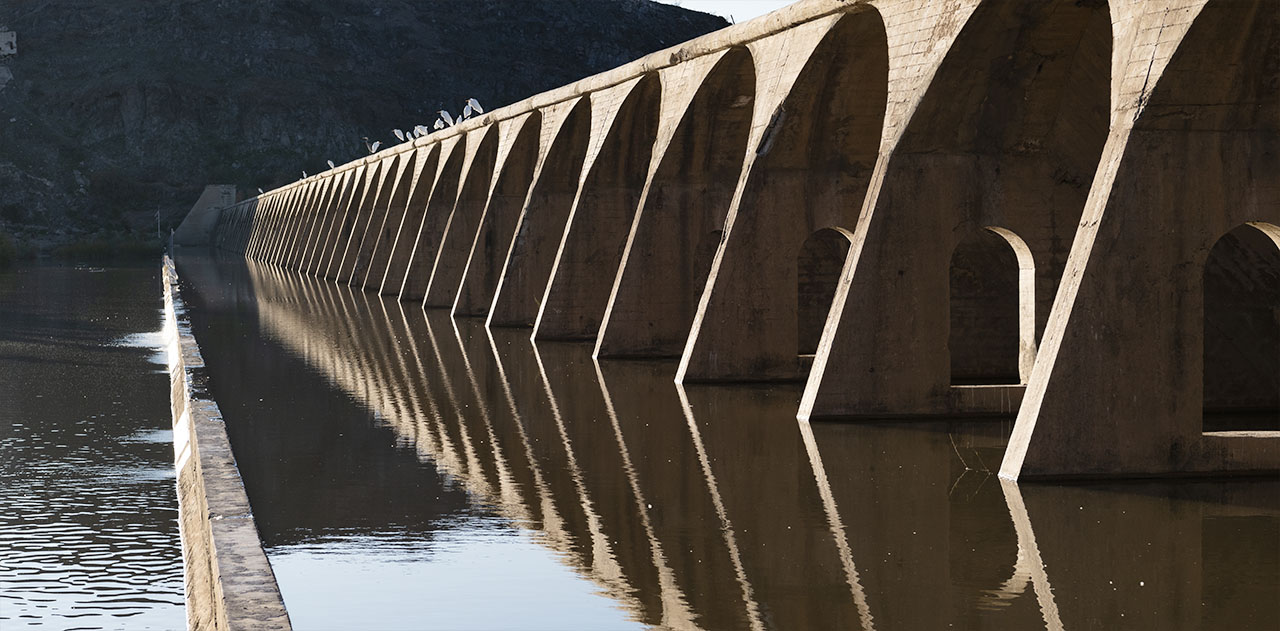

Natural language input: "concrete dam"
[188,0,1279,480]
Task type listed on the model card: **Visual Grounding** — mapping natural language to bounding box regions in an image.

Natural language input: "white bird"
[433,119,445,130]
[393,128,405,141]
[414,125,429,137]
[463,103,472,118]
[257,187,264,194]
[439,110,454,126]
[467,97,483,114]
[302,170,308,178]
[362,136,373,152]
[327,159,335,169]
[370,140,381,153]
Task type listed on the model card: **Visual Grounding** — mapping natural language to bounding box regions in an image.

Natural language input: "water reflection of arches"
[1203,222,1280,430]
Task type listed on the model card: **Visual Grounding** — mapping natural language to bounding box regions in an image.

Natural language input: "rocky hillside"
[0,0,725,250]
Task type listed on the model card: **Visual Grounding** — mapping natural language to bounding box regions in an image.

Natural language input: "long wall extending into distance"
[202,0,1279,480]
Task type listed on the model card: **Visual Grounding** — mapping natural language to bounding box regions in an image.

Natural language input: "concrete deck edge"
[163,256,292,631]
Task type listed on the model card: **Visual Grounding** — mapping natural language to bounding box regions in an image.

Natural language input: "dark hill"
[0,0,726,250]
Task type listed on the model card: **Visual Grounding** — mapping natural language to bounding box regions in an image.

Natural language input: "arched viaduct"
[205,0,1279,480]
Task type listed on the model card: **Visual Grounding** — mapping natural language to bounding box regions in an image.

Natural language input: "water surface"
[177,253,1280,631]
[0,263,184,630]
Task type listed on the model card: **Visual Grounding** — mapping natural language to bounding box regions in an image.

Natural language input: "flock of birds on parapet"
[269,98,486,193]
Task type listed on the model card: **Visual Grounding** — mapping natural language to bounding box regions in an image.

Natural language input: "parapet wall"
[163,256,291,631]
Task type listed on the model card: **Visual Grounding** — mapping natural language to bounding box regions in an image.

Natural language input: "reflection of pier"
[196,257,1280,630]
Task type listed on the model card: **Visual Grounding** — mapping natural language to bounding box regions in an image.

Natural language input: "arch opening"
[454,112,541,317]
[1203,222,1280,431]
[797,228,851,358]
[596,46,755,358]
[950,227,1035,385]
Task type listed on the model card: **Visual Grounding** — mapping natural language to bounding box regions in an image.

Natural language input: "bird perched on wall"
[370,141,381,153]
[257,188,264,195]
[393,128,405,142]
[433,119,445,131]
[467,98,483,114]
[327,160,335,169]
[362,136,372,153]
[414,125,429,137]
[302,170,308,178]
[439,110,455,126]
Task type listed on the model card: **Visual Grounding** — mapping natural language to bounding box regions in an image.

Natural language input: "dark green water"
[174,252,1279,631]
[0,263,185,630]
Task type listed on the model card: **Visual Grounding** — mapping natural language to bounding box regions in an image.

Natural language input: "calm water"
[176,253,1280,631]
[0,263,185,630]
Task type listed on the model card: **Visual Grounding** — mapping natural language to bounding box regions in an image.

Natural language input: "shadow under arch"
[596,46,756,359]
[344,153,404,286]
[424,126,501,308]
[379,143,442,296]
[950,226,1037,385]
[400,137,468,301]
[1203,221,1280,430]
[333,157,394,282]
[534,73,661,341]
[357,149,423,290]
[681,6,890,382]
[453,112,542,317]
[488,97,592,328]
[798,226,853,359]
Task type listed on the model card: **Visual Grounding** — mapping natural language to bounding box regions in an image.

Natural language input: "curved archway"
[345,154,404,285]
[535,73,661,340]
[1203,222,1280,430]
[681,8,890,381]
[798,227,852,358]
[596,46,755,358]
[425,126,501,308]
[401,139,467,300]
[950,227,1036,385]
[380,144,443,296]
[489,97,592,328]
[454,113,542,317]
[360,150,423,289]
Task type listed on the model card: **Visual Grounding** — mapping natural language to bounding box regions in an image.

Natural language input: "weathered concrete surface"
[210,0,1278,479]
[173,185,237,247]
[164,257,291,630]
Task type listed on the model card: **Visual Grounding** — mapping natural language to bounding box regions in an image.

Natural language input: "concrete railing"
[163,256,292,631]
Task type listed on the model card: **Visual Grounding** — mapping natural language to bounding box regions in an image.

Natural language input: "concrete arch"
[279,179,329,269]
[300,171,355,275]
[596,46,756,358]
[1003,0,1279,478]
[350,154,414,289]
[379,144,443,296]
[336,157,399,283]
[246,191,283,261]
[534,73,661,341]
[949,226,1036,386]
[1203,221,1280,426]
[400,137,467,300]
[357,155,418,289]
[798,226,852,359]
[804,0,1112,415]
[311,164,370,277]
[424,126,500,308]
[680,8,890,382]
[488,97,592,328]
[453,113,542,317]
